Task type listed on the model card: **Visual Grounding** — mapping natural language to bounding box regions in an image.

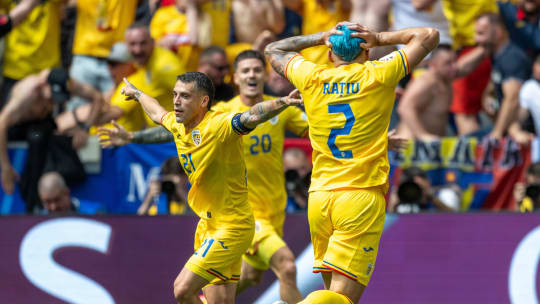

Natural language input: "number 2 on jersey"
[180,153,196,173]
[327,104,355,159]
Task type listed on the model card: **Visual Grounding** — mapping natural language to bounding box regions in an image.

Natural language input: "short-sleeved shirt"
[498,1,540,57]
[213,95,308,219]
[491,42,531,103]
[150,5,200,72]
[519,79,540,133]
[3,0,62,80]
[285,50,409,191]
[72,0,136,58]
[442,0,497,49]
[161,110,253,229]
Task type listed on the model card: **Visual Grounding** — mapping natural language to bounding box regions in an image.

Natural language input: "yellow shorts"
[243,213,287,270]
[186,219,254,284]
[308,187,386,286]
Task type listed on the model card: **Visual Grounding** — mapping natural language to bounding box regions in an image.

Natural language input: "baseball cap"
[107,42,132,64]
[47,68,70,103]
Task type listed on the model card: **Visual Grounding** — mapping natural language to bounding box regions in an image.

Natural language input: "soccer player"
[265,22,439,303]
[118,72,302,304]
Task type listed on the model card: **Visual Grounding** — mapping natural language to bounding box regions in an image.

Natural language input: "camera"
[526,183,540,202]
[160,180,176,198]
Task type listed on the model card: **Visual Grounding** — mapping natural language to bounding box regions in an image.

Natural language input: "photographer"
[137,157,189,215]
[393,166,455,213]
[514,162,540,212]
[283,147,311,212]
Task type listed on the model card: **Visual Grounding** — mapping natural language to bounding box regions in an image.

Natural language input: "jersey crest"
[192,129,201,146]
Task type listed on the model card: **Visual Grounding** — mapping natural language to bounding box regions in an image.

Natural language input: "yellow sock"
[298,290,353,304]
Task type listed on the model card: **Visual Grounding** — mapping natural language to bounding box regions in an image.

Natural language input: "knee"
[278,259,297,282]
[173,279,195,302]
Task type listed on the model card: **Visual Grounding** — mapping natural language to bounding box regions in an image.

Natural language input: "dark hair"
[528,162,540,178]
[177,72,215,109]
[199,46,226,64]
[234,50,266,70]
[161,157,183,175]
[127,21,150,32]
[535,54,540,64]
[401,166,427,183]
[430,44,454,60]
[476,12,505,27]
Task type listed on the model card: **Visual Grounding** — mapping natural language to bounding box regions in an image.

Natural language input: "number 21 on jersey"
[327,104,355,159]
[180,153,196,173]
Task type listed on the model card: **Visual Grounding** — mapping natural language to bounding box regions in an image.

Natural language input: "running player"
[265,22,439,303]
[119,72,302,304]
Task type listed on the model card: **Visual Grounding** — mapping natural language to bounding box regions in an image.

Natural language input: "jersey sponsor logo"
[192,129,201,146]
[269,116,279,125]
[323,82,360,95]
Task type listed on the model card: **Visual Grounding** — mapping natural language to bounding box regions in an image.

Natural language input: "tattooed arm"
[97,122,174,148]
[239,89,303,129]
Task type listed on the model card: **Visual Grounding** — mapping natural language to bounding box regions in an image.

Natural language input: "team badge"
[192,129,201,146]
[269,116,279,125]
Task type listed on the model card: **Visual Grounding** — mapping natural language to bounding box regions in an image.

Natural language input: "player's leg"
[203,282,238,304]
[299,290,353,304]
[236,261,265,294]
[323,187,386,303]
[173,267,208,304]
[307,191,334,289]
[269,245,302,303]
[321,272,332,289]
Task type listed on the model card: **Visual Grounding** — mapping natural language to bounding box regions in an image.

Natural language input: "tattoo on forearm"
[240,98,287,128]
[132,126,173,144]
[265,33,323,77]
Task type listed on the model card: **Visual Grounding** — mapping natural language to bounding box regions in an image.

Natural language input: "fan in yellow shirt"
[103,23,186,132]
[118,71,303,303]
[213,50,307,303]
[68,0,136,110]
[266,22,439,303]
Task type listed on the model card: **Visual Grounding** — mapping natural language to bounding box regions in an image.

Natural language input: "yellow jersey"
[150,5,200,72]
[213,95,308,219]
[442,0,497,49]
[201,0,231,47]
[107,83,147,132]
[285,50,409,191]
[72,0,136,58]
[161,110,254,229]
[301,0,347,65]
[3,0,62,80]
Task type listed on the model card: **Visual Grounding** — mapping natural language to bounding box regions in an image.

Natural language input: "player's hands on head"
[345,23,379,49]
[120,78,140,101]
[322,24,344,48]
[97,120,133,148]
[282,89,303,106]
[1,165,19,194]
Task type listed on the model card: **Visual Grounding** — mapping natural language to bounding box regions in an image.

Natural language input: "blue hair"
[329,25,366,62]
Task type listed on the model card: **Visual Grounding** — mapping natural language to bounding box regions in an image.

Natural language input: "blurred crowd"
[0,0,539,214]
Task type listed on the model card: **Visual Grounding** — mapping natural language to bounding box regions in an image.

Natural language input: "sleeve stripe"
[398,50,410,75]
[284,54,301,80]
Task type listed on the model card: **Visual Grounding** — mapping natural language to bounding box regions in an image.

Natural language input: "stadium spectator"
[230,0,285,44]
[283,0,349,65]
[443,0,498,135]
[138,156,189,215]
[351,0,392,59]
[514,162,540,212]
[200,0,232,48]
[264,68,296,96]
[475,13,532,140]
[0,68,103,211]
[67,0,136,111]
[1,0,63,106]
[396,44,490,140]
[100,23,186,132]
[283,147,310,211]
[0,0,40,38]
[498,0,540,58]
[509,54,540,143]
[197,46,235,102]
[394,0,452,46]
[150,0,212,72]
[38,171,77,214]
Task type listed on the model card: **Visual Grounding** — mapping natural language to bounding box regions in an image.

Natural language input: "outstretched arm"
[239,89,303,129]
[120,78,167,124]
[98,122,174,148]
